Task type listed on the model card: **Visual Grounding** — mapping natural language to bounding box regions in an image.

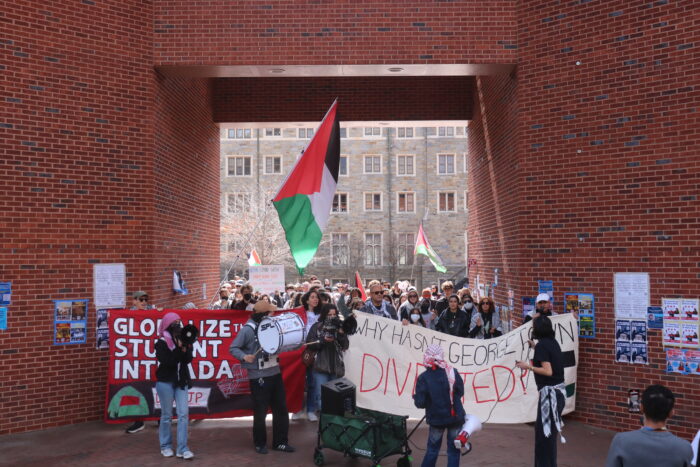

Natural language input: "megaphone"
[180,324,199,346]
[454,414,482,454]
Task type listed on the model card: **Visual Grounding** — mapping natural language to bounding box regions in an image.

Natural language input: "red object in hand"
[454,431,469,449]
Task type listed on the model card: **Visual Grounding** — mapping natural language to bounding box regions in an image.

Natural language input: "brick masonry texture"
[213,77,474,122]
[468,1,700,439]
[154,0,517,66]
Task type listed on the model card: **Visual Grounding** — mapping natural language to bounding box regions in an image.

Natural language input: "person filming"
[305,304,350,419]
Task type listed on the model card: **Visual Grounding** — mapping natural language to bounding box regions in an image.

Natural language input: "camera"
[321,316,342,340]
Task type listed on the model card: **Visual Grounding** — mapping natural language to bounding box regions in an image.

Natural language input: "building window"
[228,128,252,139]
[332,193,348,213]
[438,126,455,137]
[364,192,382,211]
[264,156,282,174]
[227,156,252,176]
[397,192,415,213]
[265,128,281,137]
[364,155,382,174]
[298,128,314,138]
[227,193,251,214]
[437,191,456,212]
[397,233,415,265]
[339,155,348,176]
[339,128,347,139]
[397,155,415,176]
[437,154,455,174]
[464,190,469,211]
[364,127,381,137]
[227,240,242,253]
[331,233,349,266]
[365,233,382,266]
[397,127,413,138]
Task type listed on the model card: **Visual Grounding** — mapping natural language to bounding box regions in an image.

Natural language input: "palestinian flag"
[414,223,447,273]
[355,271,367,301]
[248,248,261,266]
[273,101,340,275]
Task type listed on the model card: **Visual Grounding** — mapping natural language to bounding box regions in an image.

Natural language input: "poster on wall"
[565,293,595,338]
[0,306,7,330]
[647,306,664,329]
[662,298,682,320]
[686,350,700,375]
[630,320,647,342]
[614,272,649,319]
[54,300,88,345]
[615,320,631,341]
[93,264,126,308]
[631,342,648,365]
[0,282,11,305]
[616,341,631,363]
[663,321,681,346]
[96,308,110,350]
[681,298,699,321]
[522,297,534,319]
[666,349,685,374]
[681,323,699,347]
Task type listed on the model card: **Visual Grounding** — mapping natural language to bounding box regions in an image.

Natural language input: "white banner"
[249,265,285,294]
[345,313,578,423]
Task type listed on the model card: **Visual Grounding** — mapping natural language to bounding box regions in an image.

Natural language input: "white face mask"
[410,313,420,323]
[465,302,474,310]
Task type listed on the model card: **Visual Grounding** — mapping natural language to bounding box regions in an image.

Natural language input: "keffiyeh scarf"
[423,344,456,416]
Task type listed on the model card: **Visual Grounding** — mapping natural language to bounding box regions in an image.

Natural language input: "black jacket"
[414,367,466,428]
[155,339,193,389]
[435,308,470,337]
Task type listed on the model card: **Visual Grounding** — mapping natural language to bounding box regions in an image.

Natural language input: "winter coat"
[155,338,193,389]
[413,366,466,428]
[468,310,503,339]
[306,321,349,377]
[435,308,470,337]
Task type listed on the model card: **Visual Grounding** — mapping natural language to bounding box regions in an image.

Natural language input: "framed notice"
[614,272,649,319]
[54,299,88,345]
[94,263,126,308]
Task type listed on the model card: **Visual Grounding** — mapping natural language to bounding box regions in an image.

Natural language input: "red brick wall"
[0,2,220,435]
[154,0,517,66]
[213,76,474,123]
[468,0,700,439]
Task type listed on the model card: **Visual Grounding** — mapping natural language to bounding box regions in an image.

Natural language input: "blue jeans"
[156,381,189,454]
[422,425,460,467]
[305,367,317,413]
[311,371,334,414]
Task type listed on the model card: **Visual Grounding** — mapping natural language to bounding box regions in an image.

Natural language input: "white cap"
[536,293,551,303]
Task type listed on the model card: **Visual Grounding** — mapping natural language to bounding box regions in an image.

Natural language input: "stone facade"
[220,125,468,290]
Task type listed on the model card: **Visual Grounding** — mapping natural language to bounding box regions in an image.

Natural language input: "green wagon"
[313,407,413,467]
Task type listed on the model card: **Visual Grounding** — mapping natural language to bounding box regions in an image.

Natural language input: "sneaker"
[180,450,194,460]
[273,444,296,453]
[125,421,144,434]
[161,448,174,457]
[307,412,318,422]
[291,411,305,420]
[255,446,268,455]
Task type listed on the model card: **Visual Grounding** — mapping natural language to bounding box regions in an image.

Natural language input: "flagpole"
[209,199,271,307]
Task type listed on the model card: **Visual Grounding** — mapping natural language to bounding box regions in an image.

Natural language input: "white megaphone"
[454,414,482,454]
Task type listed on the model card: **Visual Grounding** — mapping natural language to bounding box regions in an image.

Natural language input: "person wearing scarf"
[399,290,427,327]
[155,312,194,459]
[516,316,565,467]
[360,282,398,320]
[414,344,466,467]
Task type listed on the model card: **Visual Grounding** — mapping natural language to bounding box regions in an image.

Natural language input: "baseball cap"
[253,301,277,314]
[536,293,551,303]
[132,291,148,299]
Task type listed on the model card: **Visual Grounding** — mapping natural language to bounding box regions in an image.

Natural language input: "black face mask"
[168,322,182,339]
[243,293,252,301]
[252,312,266,323]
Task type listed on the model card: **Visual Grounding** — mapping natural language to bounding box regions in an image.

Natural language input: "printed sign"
[249,265,285,295]
[54,300,88,345]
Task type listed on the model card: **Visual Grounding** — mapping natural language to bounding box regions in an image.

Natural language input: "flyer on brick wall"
[616,341,631,363]
[686,350,700,375]
[54,300,88,345]
[630,320,647,342]
[631,342,648,365]
[615,320,631,341]
[662,298,682,320]
[565,293,595,338]
[681,298,699,321]
[647,306,664,329]
[666,349,685,374]
[663,321,681,346]
[96,309,109,350]
[681,323,699,347]
[614,272,649,319]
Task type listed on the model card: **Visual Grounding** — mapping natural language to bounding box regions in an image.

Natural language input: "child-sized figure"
[413,344,466,467]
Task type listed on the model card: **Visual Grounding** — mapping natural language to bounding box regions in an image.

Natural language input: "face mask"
[410,313,420,323]
[252,312,266,323]
[167,322,182,338]
[243,293,252,301]
[536,306,546,314]
[465,302,474,310]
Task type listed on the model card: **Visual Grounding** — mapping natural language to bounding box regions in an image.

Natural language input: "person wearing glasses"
[468,297,502,339]
[434,281,455,316]
[399,289,427,327]
[125,291,154,434]
[360,281,398,320]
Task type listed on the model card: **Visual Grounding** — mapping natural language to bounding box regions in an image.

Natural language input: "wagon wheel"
[397,455,412,467]
[313,448,324,466]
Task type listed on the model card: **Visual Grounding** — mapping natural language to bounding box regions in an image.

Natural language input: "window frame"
[263,155,283,175]
[396,191,416,214]
[364,127,381,137]
[363,192,383,212]
[339,154,349,177]
[330,232,349,266]
[397,127,414,138]
[332,192,349,214]
[363,154,383,174]
[396,154,415,176]
[396,232,415,266]
[226,155,253,177]
[264,128,282,138]
[436,153,456,175]
[437,191,457,213]
[364,232,383,266]
[226,192,252,214]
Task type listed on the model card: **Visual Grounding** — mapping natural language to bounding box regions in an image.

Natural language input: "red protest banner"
[105,308,306,423]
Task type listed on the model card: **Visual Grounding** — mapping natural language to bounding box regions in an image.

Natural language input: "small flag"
[248,248,262,266]
[355,271,367,301]
[273,100,340,275]
[414,223,447,273]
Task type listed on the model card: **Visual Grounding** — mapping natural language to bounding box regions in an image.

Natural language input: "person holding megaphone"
[155,312,194,460]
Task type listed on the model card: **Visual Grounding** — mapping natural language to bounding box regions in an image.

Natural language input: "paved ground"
[1,415,614,466]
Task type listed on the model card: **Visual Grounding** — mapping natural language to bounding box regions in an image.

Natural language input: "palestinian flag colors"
[414,223,447,273]
[273,101,340,275]
[247,248,262,267]
[355,271,367,301]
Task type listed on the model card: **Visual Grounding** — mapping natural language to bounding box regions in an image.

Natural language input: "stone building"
[220,124,469,290]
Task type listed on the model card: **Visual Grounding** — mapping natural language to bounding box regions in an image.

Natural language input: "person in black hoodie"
[435,295,470,338]
[414,344,466,467]
[155,312,194,459]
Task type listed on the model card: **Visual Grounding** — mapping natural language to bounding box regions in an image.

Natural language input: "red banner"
[105,308,306,423]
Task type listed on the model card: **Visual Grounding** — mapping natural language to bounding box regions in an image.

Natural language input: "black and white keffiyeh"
[540,383,567,443]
